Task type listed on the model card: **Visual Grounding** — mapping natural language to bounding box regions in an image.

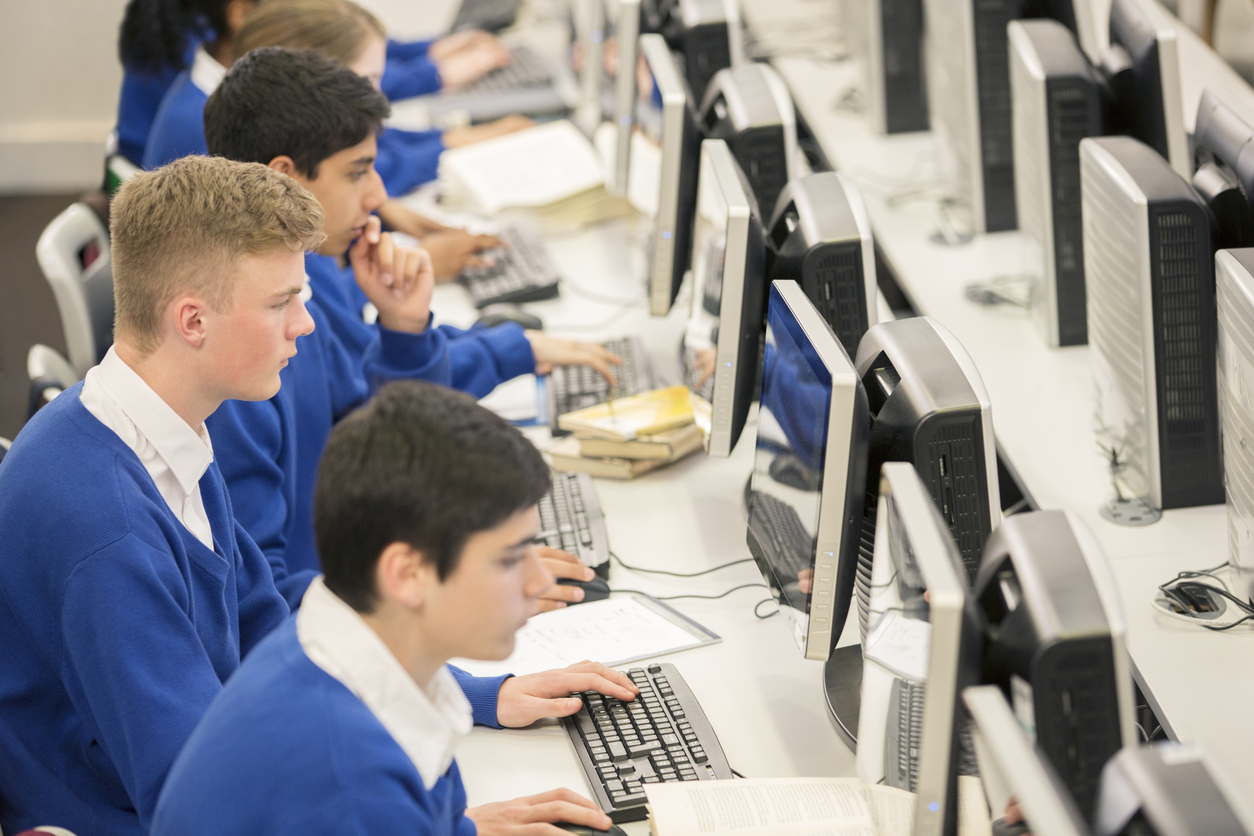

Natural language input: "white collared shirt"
[80,346,216,549]
[190,44,228,96]
[296,577,473,789]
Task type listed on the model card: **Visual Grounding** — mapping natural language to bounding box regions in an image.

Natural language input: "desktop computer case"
[975,510,1137,820]
[842,0,928,134]
[699,63,798,223]
[1215,249,1254,602]
[923,0,1018,233]
[1080,136,1223,511]
[674,0,740,104]
[1010,20,1104,348]
[767,172,878,358]
[853,317,1000,636]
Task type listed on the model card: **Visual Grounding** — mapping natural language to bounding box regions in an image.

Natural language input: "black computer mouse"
[768,452,822,492]
[475,305,544,331]
[555,823,627,836]
[557,576,611,604]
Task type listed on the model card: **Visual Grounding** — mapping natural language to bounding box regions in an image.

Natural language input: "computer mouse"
[769,452,822,492]
[554,823,627,836]
[557,576,611,604]
[475,305,544,331]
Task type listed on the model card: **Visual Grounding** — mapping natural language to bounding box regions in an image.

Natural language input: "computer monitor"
[1103,0,1189,178]
[1009,19,1106,347]
[698,63,798,225]
[682,138,766,457]
[922,0,1098,234]
[746,280,869,661]
[852,317,1000,623]
[766,171,877,358]
[1096,744,1252,836]
[974,509,1137,820]
[649,0,740,105]
[841,0,928,135]
[572,0,606,134]
[636,34,702,316]
[964,686,1092,836]
[1215,249,1254,603]
[855,462,983,836]
[609,0,641,195]
[1080,135,1223,512]
[1192,90,1254,251]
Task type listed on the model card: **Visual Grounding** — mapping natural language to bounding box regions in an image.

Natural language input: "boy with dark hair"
[0,156,320,836]
[152,382,619,835]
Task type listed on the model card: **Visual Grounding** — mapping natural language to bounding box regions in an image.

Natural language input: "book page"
[861,784,915,836]
[450,595,716,677]
[958,776,992,836]
[646,778,874,836]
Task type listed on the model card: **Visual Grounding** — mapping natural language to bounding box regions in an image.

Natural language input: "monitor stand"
[824,644,863,750]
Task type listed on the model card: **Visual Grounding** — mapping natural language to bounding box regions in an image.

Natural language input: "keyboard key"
[615,792,648,806]
[628,740,663,757]
[608,742,629,762]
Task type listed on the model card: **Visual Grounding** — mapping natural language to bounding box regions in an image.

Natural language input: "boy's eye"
[273,299,291,310]
[501,553,526,568]
[351,168,369,181]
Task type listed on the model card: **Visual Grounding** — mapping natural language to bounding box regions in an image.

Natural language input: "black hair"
[203,46,390,178]
[314,381,552,613]
[119,0,234,73]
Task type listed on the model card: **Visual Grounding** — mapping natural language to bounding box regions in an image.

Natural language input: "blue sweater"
[304,251,536,399]
[0,386,289,836]
[118,38,438,166]
[151,618,478,836]
[142,69,445,195]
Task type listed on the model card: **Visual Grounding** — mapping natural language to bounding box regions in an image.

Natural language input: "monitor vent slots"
[1218,262,1254,583]
[856,496,879,642]
[923,419,986,581]
[880,0,928,133]
[1033,637,1122,819]
[1152,209,1221,504]
[973,0,1017,231]
[740,130,789,221]
[809,243,867,357]
[1048,82,1092,345]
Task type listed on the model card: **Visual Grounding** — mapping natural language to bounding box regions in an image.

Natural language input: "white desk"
[768,11,1254,813]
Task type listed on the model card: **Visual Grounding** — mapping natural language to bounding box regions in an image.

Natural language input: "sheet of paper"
[861,784,916,836]
[645,778,873,836]
[957,776,992,836]
[864,609,932,681]
[450,596,713,677]
[478,374,540,422]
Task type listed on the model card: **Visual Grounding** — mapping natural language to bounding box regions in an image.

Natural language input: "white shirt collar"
[190,44,228,96]
[296,577,473,789]
[89,346,214,497]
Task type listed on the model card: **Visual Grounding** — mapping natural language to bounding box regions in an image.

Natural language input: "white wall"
[0,0,128,194]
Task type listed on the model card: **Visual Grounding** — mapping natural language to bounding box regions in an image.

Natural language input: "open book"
[645,776,991,836]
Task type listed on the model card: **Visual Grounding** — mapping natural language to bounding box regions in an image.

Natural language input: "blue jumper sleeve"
[449,665,512,728]
[381,55,442,101]
[375,127,445,196]
[141,75,209,170]
[386,38,434,61]
[446,322,537,397]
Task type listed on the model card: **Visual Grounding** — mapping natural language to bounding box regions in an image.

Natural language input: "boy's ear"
[267,156,300,179]
[172,295,208,348]
[375,542,437,611]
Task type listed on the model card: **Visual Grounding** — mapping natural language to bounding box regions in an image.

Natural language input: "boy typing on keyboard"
[153,382,635,835]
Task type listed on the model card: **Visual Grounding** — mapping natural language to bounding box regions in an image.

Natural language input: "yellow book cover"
[557,385,695,441]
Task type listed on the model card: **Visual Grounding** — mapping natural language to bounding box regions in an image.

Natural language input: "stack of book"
[549,386,705,480]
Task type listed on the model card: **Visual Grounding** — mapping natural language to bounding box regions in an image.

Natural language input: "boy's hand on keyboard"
[433,30,512,88]
[496,660,639,727]
[525,331,622,383]
[424,229,502,281]
[466,788,612,835]
[535,547,595,611]
[350,216,435,333]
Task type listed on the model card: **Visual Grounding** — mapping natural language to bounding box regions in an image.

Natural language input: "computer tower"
[1215,249,1254,603]
[1096,744,1251,836]
[852,316,1000,637]
[699,63,798,226]
[1010,19,1105,348]
[655,0,740,105]
[1080,135,1224,511]
[975,509,1137,820]
[842,0,928,134]
[766,171,877,358]
[923,0,1019,233]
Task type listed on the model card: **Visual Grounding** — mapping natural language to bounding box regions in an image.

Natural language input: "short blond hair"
[236,0,386,66]
[111,155,325,356]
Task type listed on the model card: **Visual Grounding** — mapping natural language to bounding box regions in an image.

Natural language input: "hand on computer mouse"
[466,788,612,836]
[525,331,622,383]
[495,660,639,728]
[535,547,597,612]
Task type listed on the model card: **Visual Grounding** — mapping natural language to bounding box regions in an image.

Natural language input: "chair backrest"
[35,203,114,378]
[27,344,80,419]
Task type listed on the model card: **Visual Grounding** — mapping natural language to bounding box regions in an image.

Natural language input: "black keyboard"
[563,663,733,822]
[460,226,560,308]
[450,0,520,32]
[459,46,552,95]
[548,337,656,435]
[885,676,925,791]
[537,471,609,575]
[748,490,815,587]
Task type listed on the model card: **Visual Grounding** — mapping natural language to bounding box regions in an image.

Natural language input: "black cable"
[754,598,779,619]
[612,550,753,578]
[731,767,747,779]
[612,583,768,601]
